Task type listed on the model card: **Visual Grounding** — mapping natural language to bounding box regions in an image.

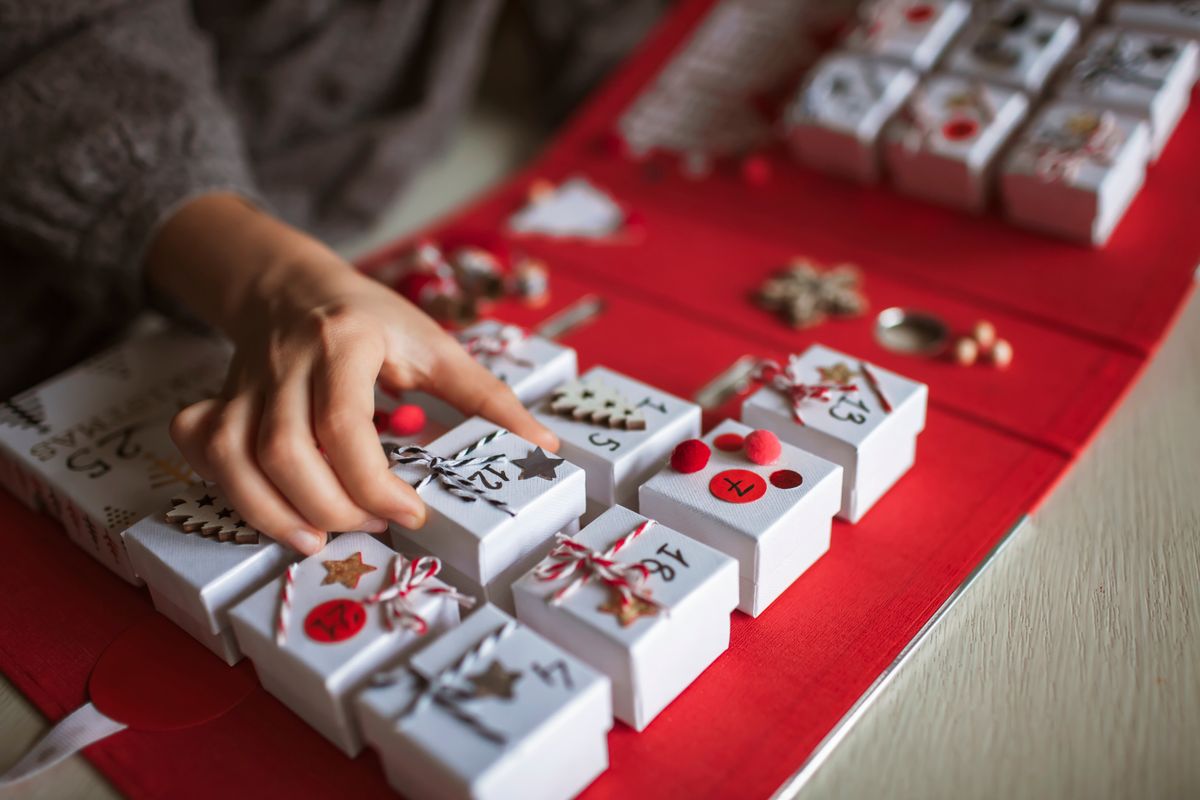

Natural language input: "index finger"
[426,344,559,452]
[312,342,428,530]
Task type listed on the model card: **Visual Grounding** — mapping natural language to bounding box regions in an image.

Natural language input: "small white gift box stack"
[638,421,842,617]
[229,532,468,756]
[741,345,927,524]
[1000,100,1151,245]
[1057,27,1199,160]
[1112,1,1200,41]
[356,604,612,800]
[785,52,919,182]
[943,4,1081,94]
[512,505,738,729]
[533,366,701,512]
[844,0,971,71]
[404,321,578,428]
[883,73,1030,211]
[390,417,586,612]
[0,321,229,584]
[124,484,298,665]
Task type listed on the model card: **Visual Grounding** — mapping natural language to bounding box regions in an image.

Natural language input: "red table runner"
[2,1,1197,797]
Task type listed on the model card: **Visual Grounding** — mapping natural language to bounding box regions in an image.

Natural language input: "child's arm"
[147,193,558,555]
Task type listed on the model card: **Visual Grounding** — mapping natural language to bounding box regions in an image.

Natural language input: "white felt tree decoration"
[549,380,647,430]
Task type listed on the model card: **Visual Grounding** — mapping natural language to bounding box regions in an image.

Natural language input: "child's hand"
[147,194,558,555]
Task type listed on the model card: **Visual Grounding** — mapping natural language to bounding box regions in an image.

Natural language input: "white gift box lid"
[845,0,971,70]
[357,604,611,797]
[787,53,919,140]
[454,321,578,406]
[744,345,927,456]
[512,505,738,647]
[884,74,1029,164]
[1003,100,1151,191]
[0,321,228,529]
[638,421,842,581]
[124,507,297,635]
[532,366,701,505]
[391,417,586,584]
[944,5,1080,89]
[229,532,455,693]
[1111,1,1200,39]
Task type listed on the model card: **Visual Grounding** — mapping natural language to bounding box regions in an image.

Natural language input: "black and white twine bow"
[374,620,517,745]
[386,428,516,516]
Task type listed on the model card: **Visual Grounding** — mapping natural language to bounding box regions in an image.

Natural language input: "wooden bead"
[990,338,1014,369]
[953,336,979,366]
[972,320,997,350]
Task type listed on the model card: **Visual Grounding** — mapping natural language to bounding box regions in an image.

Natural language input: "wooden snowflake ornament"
[754,259,867,329]
[549,380,647,430]
[165,483,261,544]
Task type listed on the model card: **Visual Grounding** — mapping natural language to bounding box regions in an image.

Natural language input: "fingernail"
[290,529,326,555]
[397,511,424,530]
[361,518,388,534]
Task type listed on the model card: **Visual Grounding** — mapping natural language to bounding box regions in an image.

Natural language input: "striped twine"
[392,621,518,744]
[386,429,515,515]
[534,519,663,614]
[753,356,858,426]
[275,563,298,646]
[364,554,475,635]
[461,325,534,368]
[858,361,893,414]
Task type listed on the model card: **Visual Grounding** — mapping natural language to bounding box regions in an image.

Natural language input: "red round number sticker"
[304,599,367,644]
[709,469,767,504]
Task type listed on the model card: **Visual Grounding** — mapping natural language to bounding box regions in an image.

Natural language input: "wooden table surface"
[2,105,1197,800]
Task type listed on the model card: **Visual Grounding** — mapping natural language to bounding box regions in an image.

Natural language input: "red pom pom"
[388,405,426,437]
[744,429,781,466]
[670,439,711,474]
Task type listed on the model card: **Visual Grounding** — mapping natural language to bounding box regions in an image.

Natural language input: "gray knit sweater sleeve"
[0,0,257,306]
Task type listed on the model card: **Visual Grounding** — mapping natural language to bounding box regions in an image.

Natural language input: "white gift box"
[1057,28,1199,159]
[943,4,1081,93]
[390,417,586,612]
[356,604,612,800]
[1000,100,1151,245]
[741,345,927,524]
[1112,1,1200,41]
[883,74,1030,211]
[845,0,971,71]
[0,321,229,584]
[124,486,298,665]
[512,505,738,728]
[638,421,842,617]
[229,532,466,756]
[531,366,702,508]
[404,321,578,428]
[785,53,919,182]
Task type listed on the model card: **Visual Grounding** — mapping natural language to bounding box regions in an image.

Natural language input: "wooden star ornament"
[598,594,661,627]
[467,660,522,700]
[321,552,378,589]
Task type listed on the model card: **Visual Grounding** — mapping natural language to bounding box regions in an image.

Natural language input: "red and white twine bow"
[461,325,533,368]
[534,519,663,613]
[753,357,858,425]
[365,555,475,635]
[1032,112,1123,183]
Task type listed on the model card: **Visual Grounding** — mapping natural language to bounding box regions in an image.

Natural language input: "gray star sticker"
[511,447,565,481]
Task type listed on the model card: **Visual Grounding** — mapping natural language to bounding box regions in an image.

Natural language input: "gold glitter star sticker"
[321,552,378,589]
[598,595,660,627]
[818,362,857,385]
[467,660,522,700]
